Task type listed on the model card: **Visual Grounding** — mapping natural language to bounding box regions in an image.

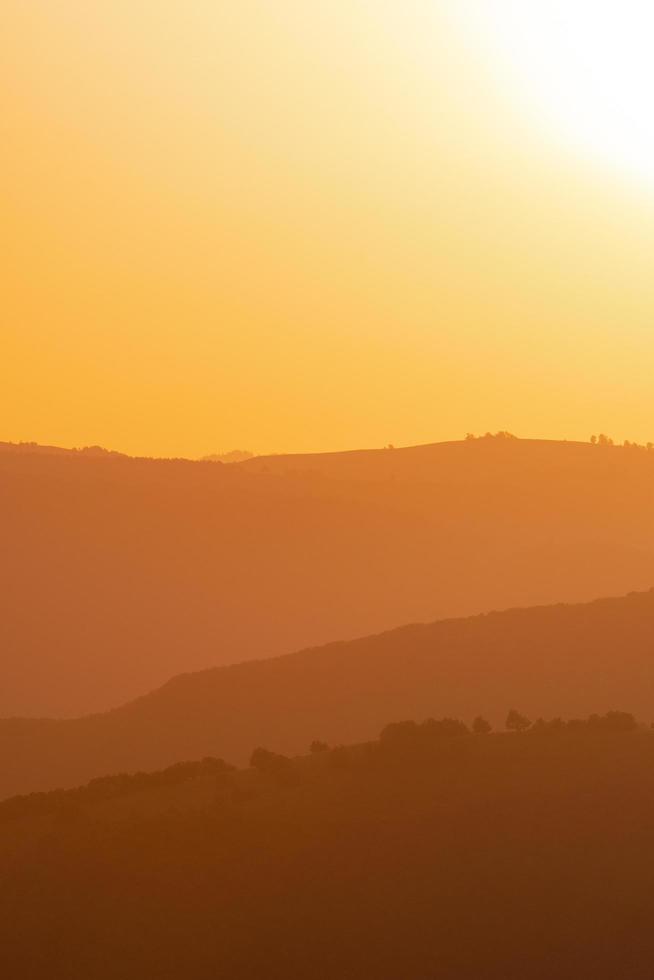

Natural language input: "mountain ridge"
[3,701,654,978]
[2,588,654,800]
[3,435,654,717]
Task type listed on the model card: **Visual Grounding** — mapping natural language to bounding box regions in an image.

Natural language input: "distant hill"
[0,440,126,458]
[200,449,255,463]
[2,436,654,717]
[2,716,654,978]
[3,589,654,800]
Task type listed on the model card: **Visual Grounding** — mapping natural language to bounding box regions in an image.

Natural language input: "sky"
[3,0,654,458]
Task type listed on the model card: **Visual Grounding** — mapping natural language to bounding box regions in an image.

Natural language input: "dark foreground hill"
[3,589,654,800]
[2,437,654,717]
[2,716,654,979]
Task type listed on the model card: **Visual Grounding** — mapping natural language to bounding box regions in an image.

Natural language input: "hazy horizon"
[4,4,654,976]
[5,2,654,459]
[2,429,649,461]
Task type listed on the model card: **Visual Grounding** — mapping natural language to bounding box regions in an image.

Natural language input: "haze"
[4,0,654,458]
[4,5,654,977]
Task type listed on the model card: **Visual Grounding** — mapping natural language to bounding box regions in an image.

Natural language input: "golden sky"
[4,1,654,457]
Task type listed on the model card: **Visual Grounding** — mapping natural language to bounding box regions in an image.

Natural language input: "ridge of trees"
[1,711,640,824]
[0,756,233,823]
[586,432,654,450]
[464,431,518,440]
[463,431,654,449]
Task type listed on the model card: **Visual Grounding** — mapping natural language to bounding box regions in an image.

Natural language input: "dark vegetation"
[0,440,126,457]
[0,711,638,824]
[0,757,233,823]
[3,436,654,719]
[0,711,652,979]
[3,589,654,801]
[464,429,518,439]
[591,434,654,450]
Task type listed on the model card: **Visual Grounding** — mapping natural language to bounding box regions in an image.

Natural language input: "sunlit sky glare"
[454,1,654,188]
[3,1,654,457]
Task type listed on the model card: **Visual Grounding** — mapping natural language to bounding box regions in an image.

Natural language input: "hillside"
[2,436,654,717]
[0,440,126,458]
[2,716,654,979]
[3,589,654,800]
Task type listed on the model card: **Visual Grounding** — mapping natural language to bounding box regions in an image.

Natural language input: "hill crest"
[2,588,654,799]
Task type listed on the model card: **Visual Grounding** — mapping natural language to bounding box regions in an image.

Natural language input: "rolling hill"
[2,589,654,800]
[2,716,654,978]
[2,436,654,717]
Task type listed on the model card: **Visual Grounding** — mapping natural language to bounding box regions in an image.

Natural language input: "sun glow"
[455,1,654,188]
[4,2,654,456]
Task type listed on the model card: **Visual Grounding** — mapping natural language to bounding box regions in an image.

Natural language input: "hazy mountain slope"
[2,722,654,979]
[2,437,654,716]
[2,589,654,800]
[0,440,125,458]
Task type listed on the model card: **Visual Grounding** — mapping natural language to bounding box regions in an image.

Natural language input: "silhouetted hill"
[2,716,654,978]
[2,437,654,717]
[3,589,654,800]
[0,440,126,458]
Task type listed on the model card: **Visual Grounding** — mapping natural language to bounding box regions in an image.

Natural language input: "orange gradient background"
[4,0,654,458]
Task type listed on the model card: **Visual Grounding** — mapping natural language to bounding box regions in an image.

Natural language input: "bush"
[506,709,531,733]
[379,721,420,745]
[422,718,469,737]
[380,717,468,748]
[587,711,637,732]
[530,712,637,734]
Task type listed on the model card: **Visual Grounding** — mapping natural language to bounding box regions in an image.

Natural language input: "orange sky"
[4,1,654,458]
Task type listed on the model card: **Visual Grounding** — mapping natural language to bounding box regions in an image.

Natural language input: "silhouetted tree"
[310,740,329,753]
[422,717,469,737]
[481,430,517,441]
[472,716,492,735]
[506,709,531,733]
[380,720,420,745]
[587,710,637,732]
[380,718,468,749]
[531,716,565,733]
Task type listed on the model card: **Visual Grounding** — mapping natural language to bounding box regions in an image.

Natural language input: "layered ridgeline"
[2,436,654,717]
[1,714,654,979]
[2,590,654,800]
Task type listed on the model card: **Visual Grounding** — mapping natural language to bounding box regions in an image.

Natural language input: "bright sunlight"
[455,1,654,187]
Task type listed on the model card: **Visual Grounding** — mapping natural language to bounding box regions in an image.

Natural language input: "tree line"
[0,710,641,823]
